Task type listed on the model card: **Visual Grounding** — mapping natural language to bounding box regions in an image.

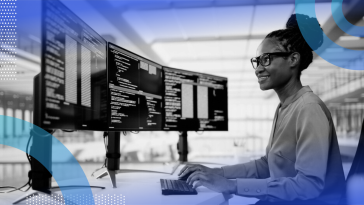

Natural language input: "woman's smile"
[257,75,270,83]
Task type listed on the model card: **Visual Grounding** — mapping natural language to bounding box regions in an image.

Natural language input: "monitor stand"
[95,132,170,188]
[16,75,105,204]
[96,131,227,187]
[13,128,105,205]
[171,131,228,175]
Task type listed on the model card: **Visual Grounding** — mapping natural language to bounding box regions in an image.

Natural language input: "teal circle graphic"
[0,115,95,205]
[295,0,364,70]
[331,0,364,37]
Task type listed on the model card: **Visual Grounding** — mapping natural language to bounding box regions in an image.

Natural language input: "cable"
[91,132,108,177]
[50,185,105,190]
[103,132,109,153]
[12,129,55,194]
[62,130,75,132]
[26,129,56,164]
[130,131,139,134]
[26,131,33,164]
[1,129,96,194]
[0,178,31,194]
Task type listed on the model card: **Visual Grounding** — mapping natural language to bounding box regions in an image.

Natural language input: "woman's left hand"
[186,171,236,194]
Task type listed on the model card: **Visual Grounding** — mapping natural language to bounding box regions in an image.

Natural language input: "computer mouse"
[178,171,194,181]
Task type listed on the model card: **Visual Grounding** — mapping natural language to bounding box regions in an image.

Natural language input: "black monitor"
[38,0,164,131]
[107,43,163,130]
[163,67,228,131]
[39,0,108,130]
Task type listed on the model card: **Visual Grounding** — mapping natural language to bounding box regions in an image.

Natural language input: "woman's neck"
[274,79,303,105]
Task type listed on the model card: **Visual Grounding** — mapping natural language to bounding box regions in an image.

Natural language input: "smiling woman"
[179,14,346,205]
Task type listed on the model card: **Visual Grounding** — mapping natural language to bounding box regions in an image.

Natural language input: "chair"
[340,118,364,204]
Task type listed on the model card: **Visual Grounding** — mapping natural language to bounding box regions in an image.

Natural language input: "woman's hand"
[178,164,223,179]
[186,171,236,194]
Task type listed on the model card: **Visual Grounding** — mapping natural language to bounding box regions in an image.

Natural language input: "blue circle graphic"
[332,0,364,37]
[0,115,95,205]
[295,0,364,70]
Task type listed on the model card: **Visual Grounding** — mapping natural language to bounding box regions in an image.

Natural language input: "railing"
[0,162,30,188]
[311,53,364,101]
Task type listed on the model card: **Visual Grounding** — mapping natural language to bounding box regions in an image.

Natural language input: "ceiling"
[94,0,359,99]
[2,0,363,102]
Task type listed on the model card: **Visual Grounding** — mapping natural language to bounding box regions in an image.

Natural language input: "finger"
[179,166,201,178]
[186,171,203,184]
[187,172,206,186]
[178,165,190,176]
[189,173,211,186]
[192,180,203,189]
[179,167,194,178]
[187,173,200,186]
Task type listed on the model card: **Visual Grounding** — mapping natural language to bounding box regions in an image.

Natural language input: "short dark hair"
[265,14,323,77]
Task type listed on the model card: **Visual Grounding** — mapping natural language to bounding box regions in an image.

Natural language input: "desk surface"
[0,163,259,205]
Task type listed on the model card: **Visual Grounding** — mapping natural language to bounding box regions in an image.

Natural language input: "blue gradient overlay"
[0,115,95,205]
[10,0,364,204]
[16,0,364,71]
[347,175,364,205]
[295,0,364,70]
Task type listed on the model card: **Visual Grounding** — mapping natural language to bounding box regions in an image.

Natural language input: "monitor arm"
[177,131,188,162]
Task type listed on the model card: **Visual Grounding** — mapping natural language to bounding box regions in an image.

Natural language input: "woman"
[178,14,346,205]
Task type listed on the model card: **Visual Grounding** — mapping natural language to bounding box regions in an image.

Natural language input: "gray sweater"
[222,86,345,204]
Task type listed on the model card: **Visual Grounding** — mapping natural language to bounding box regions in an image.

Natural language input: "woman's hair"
[265,14,323,77]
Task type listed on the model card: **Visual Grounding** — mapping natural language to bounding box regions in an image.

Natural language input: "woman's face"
[255,38,295,91]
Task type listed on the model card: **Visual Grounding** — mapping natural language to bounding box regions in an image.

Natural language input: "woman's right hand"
[178,164,223,179]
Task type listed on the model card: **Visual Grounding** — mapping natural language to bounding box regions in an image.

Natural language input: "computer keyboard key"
[160,179,166,190]
[180,181,189,192]
[181,181,190,191]
[178,181,189,192]
[187,184,194,192]
[175,181,184,191]
[182,181,192,191]
[160,179,197,195]
[170,180,177,190]
[166,179,172,189]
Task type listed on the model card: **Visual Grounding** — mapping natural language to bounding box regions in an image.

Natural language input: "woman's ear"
[290,52,300,68]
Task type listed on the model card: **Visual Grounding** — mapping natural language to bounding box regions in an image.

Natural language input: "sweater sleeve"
[221,155,270,179]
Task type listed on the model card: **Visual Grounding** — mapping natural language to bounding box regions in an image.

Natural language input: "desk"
[92,172,229,205]
[0,163,259,205]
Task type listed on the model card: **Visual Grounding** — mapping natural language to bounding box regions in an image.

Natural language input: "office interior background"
[1,0,364,189]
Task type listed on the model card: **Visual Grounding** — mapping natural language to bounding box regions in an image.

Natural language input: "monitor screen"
[163,67,228,131]
[40,0,107,130]
[107,43,163,130]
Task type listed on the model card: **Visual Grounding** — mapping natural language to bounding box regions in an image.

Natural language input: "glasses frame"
[251,52,293,70]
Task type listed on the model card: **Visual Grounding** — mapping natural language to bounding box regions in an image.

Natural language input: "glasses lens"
[251,58,258,69]
[261,54,270,66]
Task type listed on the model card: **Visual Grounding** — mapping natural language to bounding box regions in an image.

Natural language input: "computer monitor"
[107,43,163,131]
[163,66,228,131]
[38,0,108,131]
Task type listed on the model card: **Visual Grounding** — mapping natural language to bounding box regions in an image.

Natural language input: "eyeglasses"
[250,52,293,70]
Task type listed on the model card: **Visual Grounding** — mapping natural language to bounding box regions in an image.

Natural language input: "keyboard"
[160,179,197,195]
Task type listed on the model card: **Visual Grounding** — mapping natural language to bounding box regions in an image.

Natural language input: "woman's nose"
[255,65,265,75]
